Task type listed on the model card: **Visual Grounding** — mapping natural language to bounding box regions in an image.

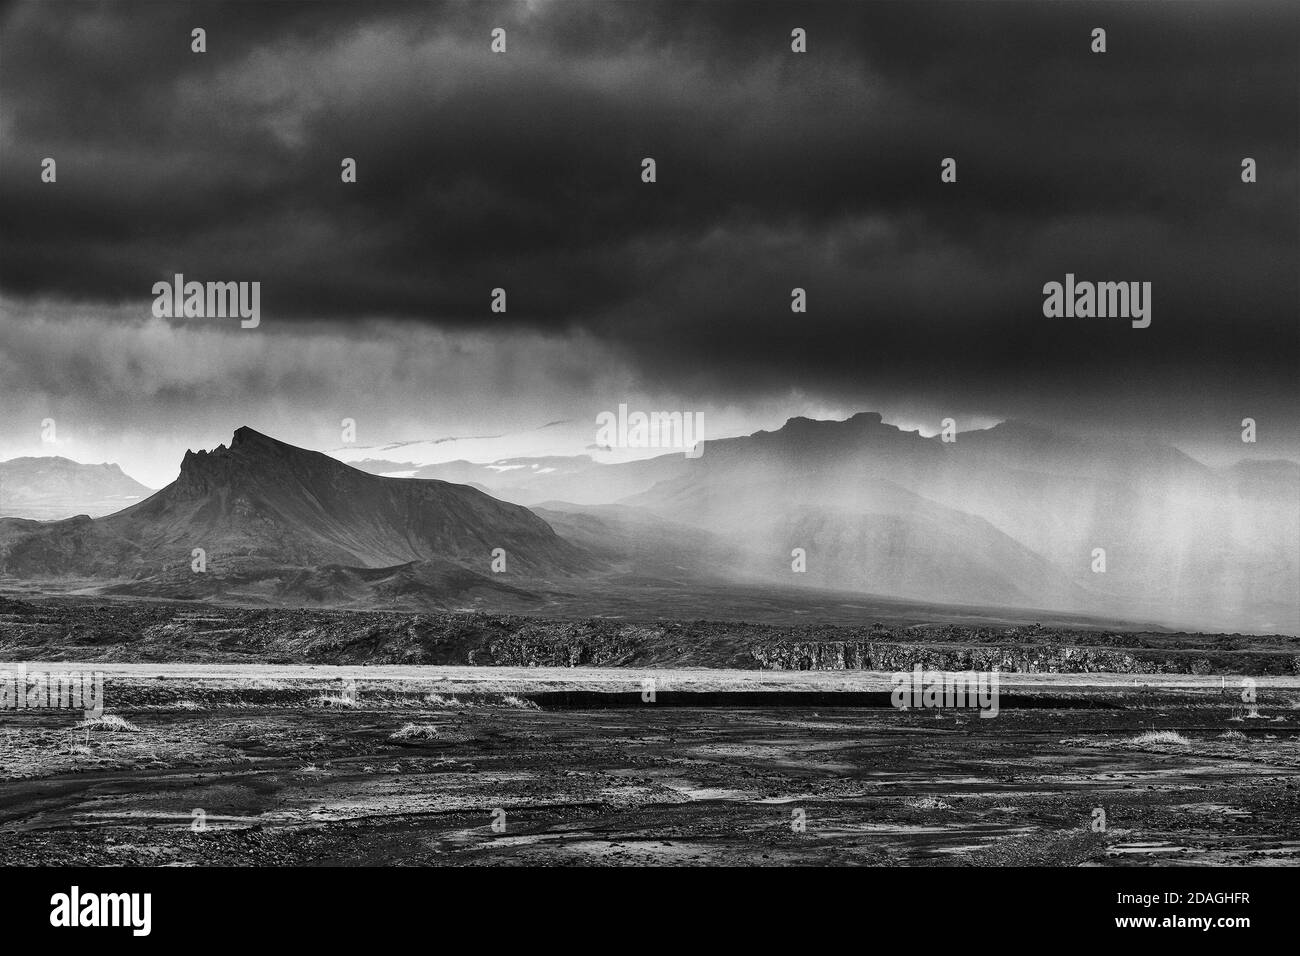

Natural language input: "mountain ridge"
[0,416,1294,633]
[0,428,591,606]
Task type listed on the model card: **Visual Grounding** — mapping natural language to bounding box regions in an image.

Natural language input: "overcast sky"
[1,0,1296,485]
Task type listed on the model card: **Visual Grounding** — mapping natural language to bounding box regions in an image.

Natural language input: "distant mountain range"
[1,416,1296,633]
[0,457,152,519]
[346,413,1300,633]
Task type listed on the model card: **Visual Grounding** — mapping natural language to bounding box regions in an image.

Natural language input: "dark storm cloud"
[0,0,1296,410]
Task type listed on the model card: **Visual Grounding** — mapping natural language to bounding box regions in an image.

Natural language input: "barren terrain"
[2,666,1298,866]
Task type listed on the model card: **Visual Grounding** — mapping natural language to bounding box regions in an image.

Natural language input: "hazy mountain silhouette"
[0,456,152,519]
[387,412,1296,633]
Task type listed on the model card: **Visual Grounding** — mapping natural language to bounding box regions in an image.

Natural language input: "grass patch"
[500,695,540,711]
[423,693,466,708]
[76,715,142,733]
[423,692,539,710]
[1132,729,1191,746]
[390,723,441,741]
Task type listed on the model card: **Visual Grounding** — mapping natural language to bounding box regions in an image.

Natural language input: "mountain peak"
[182,428,294,466]
[230,425,277,449]
[176,427,315,496]
[111,424,592,578]
[762,412,907,449]
[847,411,885,426]
[779,411,885,431]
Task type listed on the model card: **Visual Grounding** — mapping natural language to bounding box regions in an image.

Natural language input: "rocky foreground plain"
[1,668,1298,866]
[2,598,1298,866]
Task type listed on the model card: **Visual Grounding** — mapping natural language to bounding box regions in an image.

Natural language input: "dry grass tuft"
[390,723,441,741]
[1132,729,1191,746]
[76,715,142,733]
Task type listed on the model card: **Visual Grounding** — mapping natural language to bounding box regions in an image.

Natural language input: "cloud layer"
[1,0,1296,474]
